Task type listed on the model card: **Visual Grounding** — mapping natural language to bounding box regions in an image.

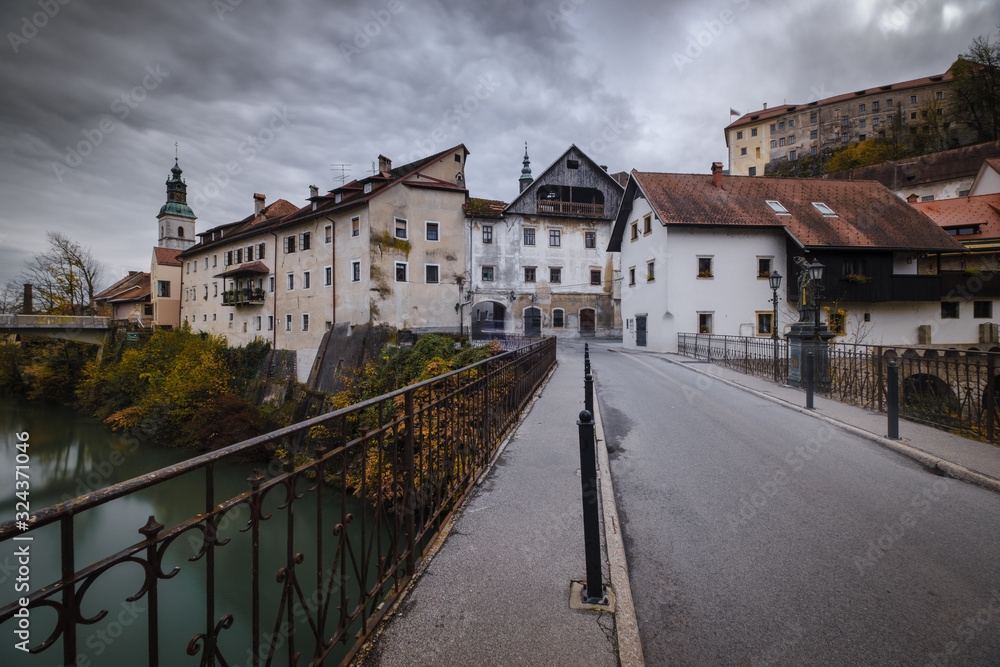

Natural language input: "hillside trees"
[951,29,1000,143]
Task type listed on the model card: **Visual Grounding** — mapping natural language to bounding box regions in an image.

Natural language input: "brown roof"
[609,171,963,253]
[213,260,271,278]
[913,193,1000,239]
[823,140,1000,190]
[727,67,955,131]
[153,246,182,267]
[464,198,507,219]
[180,198,298,257]
[95,271,151,303]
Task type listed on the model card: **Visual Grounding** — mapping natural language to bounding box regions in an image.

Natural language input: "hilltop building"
[725,63,977,176]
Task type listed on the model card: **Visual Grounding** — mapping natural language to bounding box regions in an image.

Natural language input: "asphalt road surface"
[594,347,1000,666]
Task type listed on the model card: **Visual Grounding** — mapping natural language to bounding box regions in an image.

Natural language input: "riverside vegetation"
[0,326,501,482]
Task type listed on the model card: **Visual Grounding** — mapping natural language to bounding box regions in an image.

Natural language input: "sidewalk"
[356,342,637,667]
[617,344,1000,493]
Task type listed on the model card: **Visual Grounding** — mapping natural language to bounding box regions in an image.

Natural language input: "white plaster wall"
[894,177,972,202]
[831,299,1000,347]
[618,196,790,352]
[970,167,1000,196]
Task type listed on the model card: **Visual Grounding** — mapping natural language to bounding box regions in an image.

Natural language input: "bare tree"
[16,233,105,314]
[951,29,1000,143]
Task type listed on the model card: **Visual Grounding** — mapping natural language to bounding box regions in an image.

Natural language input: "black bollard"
[584,342,591,375]
[577,410,605,604]
[887,360,899,439]
[585,372,594,416]
[805,350,815,410]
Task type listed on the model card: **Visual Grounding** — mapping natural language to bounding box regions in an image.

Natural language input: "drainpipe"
[269,229,279,351]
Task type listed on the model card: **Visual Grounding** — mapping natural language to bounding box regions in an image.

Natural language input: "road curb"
[632,350,1000,495]
[591,375,645,667]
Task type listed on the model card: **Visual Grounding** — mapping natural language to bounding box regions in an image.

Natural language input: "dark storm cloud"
[0,0,991,289]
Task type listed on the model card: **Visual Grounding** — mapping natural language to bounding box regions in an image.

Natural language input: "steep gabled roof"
[609,170,963,253]
[913,194,1000,249]
[503,144,625,217]
[969,157,1000,195]
[179,199,298,257]
[823,140,1000,190]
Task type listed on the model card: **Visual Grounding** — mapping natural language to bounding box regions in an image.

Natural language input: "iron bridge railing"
[678,332,1000,443]
[0,337,556,666]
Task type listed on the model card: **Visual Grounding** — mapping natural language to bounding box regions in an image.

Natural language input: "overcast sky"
[0,0,994,290]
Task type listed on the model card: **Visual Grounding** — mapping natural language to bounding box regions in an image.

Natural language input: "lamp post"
[769,270,782,382]
[808,260,825,333]
[807,260,825,397]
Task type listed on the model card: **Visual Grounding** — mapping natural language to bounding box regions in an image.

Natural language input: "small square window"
[567,159,579,169]
[697,257,713,278]
[302,271,311,289]
[974,301,992,318]
[935,91,942,100]
[736,130,744,140]
[395,218,407,239]
[483,225,493,244]
[549,229,561,246]
[811,146,817,155]
[395,262,408,282]
[524,267,536,283]
[523,228,535,245]
[590,270,601,286]
[741,147,747,155]
[550,267,562,283]
[756,312,773,336]
[941,302,959,319]
[859,103,866,112]
[425,265,439,284]
[630,222,639,240]
[553,310,564,328]
[585,231,596,248]
[770,123,777,132]
[859,119,866,128]
[698,313,713,334]
[910,95,917,104]
[286,273,294,290]
[771,140,777,149]
[788,119,794,128]
[810,112,817,123]
[758,257,772,278]
[885,99,891,108]
[751,128,758,137]
[482,266,494,281]
[426,222,439,241]
[790,150,797,160]
[299,232,311,251]
[779,121,786,130]
[748,167,757,176]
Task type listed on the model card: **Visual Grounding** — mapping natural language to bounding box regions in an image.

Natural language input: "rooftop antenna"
[369,161,379,176]
[330,163,351,186]
[174,141,178,160]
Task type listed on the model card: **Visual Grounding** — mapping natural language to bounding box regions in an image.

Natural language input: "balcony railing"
[222,288,266,306]
[535,200,605,217]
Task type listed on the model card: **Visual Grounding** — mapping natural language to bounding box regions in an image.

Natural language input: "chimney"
[906,193,919,204]
[22,284,33,315]
[711,162,724,188]
[378,154,392,173]
[600,165,608,171]
[763,102,767,110]
[253,193,265,216]
[309,185,318,199]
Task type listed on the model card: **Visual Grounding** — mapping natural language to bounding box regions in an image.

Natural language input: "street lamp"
[807,260,825,331]
[769,271,782,382]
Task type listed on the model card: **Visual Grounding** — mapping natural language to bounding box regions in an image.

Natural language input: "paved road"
[594,347,1000,666]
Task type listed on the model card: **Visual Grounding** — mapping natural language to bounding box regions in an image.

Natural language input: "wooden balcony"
[222,288,266,306]
[535,200,605,217]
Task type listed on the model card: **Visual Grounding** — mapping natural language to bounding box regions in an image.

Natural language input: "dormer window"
[335,193,342,204]
[364,183,372,194]
[766,200,790,215]
[811,202,837,217]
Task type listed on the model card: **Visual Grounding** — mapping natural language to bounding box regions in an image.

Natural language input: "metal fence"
[678,333,1000,443]
[0,337,556,666]
[470,331,544,351]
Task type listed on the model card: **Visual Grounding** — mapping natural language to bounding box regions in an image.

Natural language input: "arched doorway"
[579,308,596,336]
[471,301,506,340]
[524,307,542,336]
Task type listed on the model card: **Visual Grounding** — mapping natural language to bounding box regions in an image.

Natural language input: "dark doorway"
[580,308,596,336]
[472,301,507,339]
[636,316,647,347]
[524,307,542,336]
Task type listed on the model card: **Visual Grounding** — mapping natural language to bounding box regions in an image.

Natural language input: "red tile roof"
[464,198,507,218]
[153,246,182,267]
[913,193,1000,239]
[180,199,298,256]
[609,171,963,252]
[95,271,151,303]
[823,140,1000,190]
[213,260,271,278]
